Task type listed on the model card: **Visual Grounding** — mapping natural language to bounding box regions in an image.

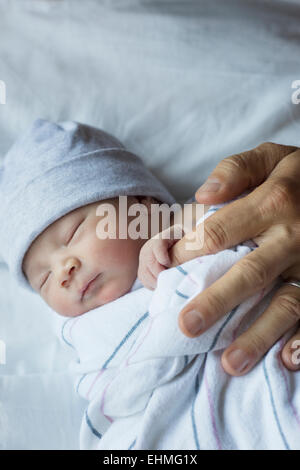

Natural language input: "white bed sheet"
[0,0,300,449]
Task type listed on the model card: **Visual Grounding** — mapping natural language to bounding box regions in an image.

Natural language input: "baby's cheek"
[116,238,141,259]
[46,290,79,317]
[99,280,129,304]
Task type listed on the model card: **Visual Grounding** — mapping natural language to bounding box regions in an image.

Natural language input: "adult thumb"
[195,142,297,204]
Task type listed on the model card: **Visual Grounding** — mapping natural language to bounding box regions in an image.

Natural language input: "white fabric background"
[0,0,300,449]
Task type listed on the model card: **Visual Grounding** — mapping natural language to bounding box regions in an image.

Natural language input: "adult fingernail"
[197,178,221,193]
[226,349,251,373]
[182,309,204,336]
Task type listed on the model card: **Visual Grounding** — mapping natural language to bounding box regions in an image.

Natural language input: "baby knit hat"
[0,118,176,292]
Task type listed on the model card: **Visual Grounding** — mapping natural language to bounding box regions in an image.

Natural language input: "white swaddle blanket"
[52,206,300,450]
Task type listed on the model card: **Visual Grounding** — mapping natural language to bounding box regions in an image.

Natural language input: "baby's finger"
[153,241,171,267]
[221,284,300,376]
[138,267,157,290]
[148,258,167,279]
[281,327,300,371]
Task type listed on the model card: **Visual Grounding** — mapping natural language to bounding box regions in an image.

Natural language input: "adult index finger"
[178,240,292,338]
[169,186,268,267]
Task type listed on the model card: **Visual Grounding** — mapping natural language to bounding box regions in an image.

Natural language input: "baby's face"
[22,197,147,317]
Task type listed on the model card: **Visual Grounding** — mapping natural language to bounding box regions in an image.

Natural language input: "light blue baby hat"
[0,118,176,292]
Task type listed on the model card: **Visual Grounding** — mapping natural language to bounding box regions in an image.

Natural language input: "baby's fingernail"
[197,178,221,193]
[182,309,204,336]
[226,349,251,373]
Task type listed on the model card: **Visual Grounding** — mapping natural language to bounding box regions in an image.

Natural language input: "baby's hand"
[138,224,185,290]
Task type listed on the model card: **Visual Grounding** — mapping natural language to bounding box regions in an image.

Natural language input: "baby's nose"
[60,266,75,287]
[59,258,80,287]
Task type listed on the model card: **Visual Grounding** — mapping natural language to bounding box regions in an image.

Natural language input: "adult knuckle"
[276,293,300,321]
[275,177,298,203]
[256,141,277,153]
[201,289,225,318]
[260,177,299,218]
[275,223,298,246]
[234,257,269,287]
[252,143,269,163]
[221,153,249,174]
[247,331,269,355]
[256,141,295,158]
[253,142,278,168]
[203,219,228,252]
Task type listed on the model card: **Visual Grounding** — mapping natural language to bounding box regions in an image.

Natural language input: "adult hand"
[170,142,300,376]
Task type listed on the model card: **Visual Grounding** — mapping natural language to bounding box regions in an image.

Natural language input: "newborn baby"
[1,119,299,450]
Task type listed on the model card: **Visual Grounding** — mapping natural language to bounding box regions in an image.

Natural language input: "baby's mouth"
[80,273,101,300]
